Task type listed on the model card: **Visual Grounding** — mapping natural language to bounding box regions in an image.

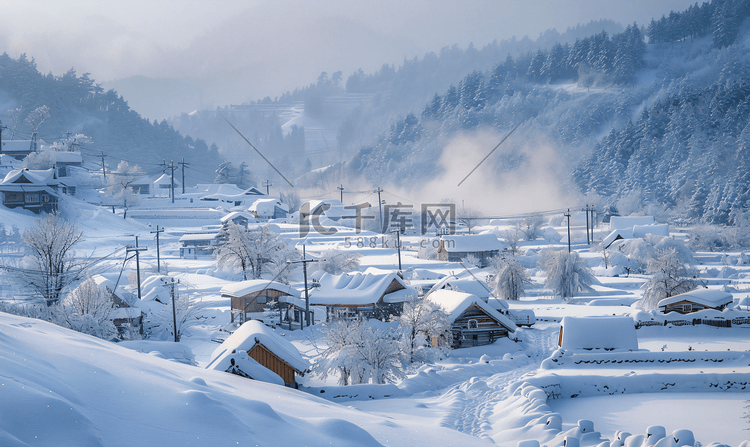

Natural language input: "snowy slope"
[0,312,483,447]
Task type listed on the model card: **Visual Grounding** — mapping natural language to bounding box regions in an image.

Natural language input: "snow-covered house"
[603,224,669,249]
[557,316,638,351]
[310,271,417,320]
[221,280,298,324]
[609,215,655,230]
[428,276,492,302]
[178,232,220,258]
[152,173,180,197]
[206,320,309,387]
[300,199,347,222]
[0,168,64,213]
[426,290,516,348]
[657,288,733,315]
[220,211,256,228]
[249,198,289,219]
[182,184,266,207]
[0,139,37,159]
[437,234,504,267]
[90,275,144,335]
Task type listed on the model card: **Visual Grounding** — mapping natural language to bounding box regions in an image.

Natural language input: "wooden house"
[426,289,516,348]
[249,198,289,219]
[428,275,492,302]
[658,288,733,315]
[0,140,36,159]
[178,232,220,258]
[221,280,298,323]
[220,211,256,229]
[310,269,417,321]
[0,168,61,213]
[437,234,505,267]
[206,320,309,387]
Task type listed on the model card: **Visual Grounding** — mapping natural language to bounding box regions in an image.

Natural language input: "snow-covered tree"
[54,277,117,340]
[315,318,407,385]
[399,297,451,364]
[538,249,597,300]
[491,256,531,301]
[22,213,82,305]
[24,105,49,136]
[214,223,294,280]
[143,282,207,341]
[313,249,362,275]
[640,247,697,310]
[521,213,544,241]
[504,228,522,256]
[107,161,143,214]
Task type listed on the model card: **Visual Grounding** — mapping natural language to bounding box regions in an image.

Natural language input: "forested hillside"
[344,0,750,223]
[0,54,221,181]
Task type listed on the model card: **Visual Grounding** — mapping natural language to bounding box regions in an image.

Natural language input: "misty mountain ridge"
[0,54,222,183]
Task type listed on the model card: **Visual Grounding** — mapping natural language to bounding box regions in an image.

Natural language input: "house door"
[472,334,478,346]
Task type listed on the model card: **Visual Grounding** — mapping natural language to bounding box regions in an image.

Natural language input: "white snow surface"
[0,312,480,447]
[559,316,639,351]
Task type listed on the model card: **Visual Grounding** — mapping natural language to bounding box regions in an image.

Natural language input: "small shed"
[221,280,298,323]
[558,316,638,351]
[206,320,309,387]
[310,271,417,320]
[437,234,504,267]
[179,232,220,258]
[658,288,733,315]
[152,173,180,197]
[426,289,516,348]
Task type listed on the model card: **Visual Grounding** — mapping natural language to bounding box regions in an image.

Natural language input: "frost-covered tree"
[55,277,117,340]
[538,249,597,300]
[521,213,544,241]
[504,228,522,256]
[214,223,293,280]
[107,161,143,214]
[491,256,531,301]
[143,283,207,342]
[399,297,451,364]
[315,318,407,385]
[22,213,83,305]
[314,249,362,275]
[24,105,49,136]
[640,247,697,310]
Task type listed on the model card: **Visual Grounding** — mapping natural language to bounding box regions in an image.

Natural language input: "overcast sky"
[1,0,698,119]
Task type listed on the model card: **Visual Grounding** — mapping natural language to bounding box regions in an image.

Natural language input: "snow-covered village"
[2,1,750,446]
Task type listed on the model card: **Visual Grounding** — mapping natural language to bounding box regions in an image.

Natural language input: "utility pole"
[337,184,344,203]
[375,187,384,233]
[585,205,590,245]
[163,277,179,342]
[126,237,148,299]
[170,160,175,203]
[391,229,402,271]
[263,180,272,196]
[178,158,188,194]
[565,209,571,253]
[590,205,596,243]
[151,225,164,274]
[287,244,319,328]
[100,152,107,181]
[0,120,3,154]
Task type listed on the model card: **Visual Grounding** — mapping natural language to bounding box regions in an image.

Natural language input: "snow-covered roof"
[428,276,492,300]
[1,168,57,186]
[658,288,733,309]
[603,228,633,248]
[426,289,516,331]
[559,316,638,351]
[609,215,654,230]
[632,224,669,238]
[153,173,180,186]
[310,271,416,306]
[220,280,297,298]
[0,140,34,152]
[52,151,82,164]
[178,232,220,242]
[440,233,505,253]
[300,199,347,221]
[207,320,309,373]
[220,211,256,223]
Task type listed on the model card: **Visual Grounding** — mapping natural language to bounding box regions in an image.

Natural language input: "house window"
[468,319,478,329]
[682,304,692,313]
[25,193,39,203]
